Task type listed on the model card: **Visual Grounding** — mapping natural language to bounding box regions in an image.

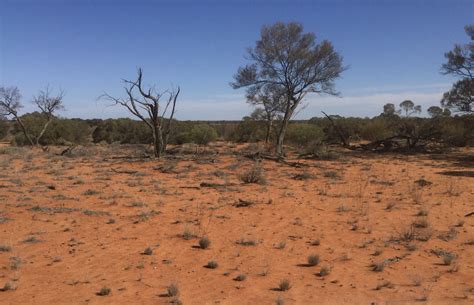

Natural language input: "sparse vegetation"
[239,163,266,184]
[198,236,211,249]
[278,279,291,291]
[96,287,111,296]
[307,254,320,266]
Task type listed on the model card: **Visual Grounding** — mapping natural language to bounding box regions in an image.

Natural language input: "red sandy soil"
[0,143,473,305]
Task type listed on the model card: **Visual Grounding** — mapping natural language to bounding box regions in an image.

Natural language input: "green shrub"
[0,119,8,140]
[286,124,324,147]
[11,113,91,145]
[229,117,266,143]
[176,124,218,145]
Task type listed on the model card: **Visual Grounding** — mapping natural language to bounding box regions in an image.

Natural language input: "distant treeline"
[1,112,472,150]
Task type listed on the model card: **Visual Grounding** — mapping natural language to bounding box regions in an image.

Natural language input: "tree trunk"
[15,116,34,146]
[265,119,273,144]
[152,124,165,158]
[36,117,52,146]
[276,112,291,157]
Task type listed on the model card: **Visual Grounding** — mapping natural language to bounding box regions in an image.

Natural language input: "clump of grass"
[442,253,456,265]
[375,280,393,290]
[167,283,179,297]
[385,201,396,211]
[10,257,21,270]
[234,274,247,281]
[370,261,385,272]
[198,237,211,249]
[292,171,313,180]
[236,238,256,246]
[372,248,383,256]
[96,287,111,296]
[336,205,351,213]
[83,189,99,196]
[181,228,196,240]
[412,217,429,228]
[317,265,330,277]
[307,254,320,266]
[406,243,417,252]
[142,247,153,255]
[412,276,422,286]
[23,236,40,243]
[323,170,340,179]
[239,164,266,184]
[0,245,11,252]
[275,296,285,305]
[0,282,14,291]
[278,279,291,291]
[169,298,183,305]
[276,241,286,249]
[398,225,415,242]
[416,208,429,216]
[205,260,218,269]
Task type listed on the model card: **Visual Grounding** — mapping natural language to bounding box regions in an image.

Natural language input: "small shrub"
[198,237,210,249]
[275,297,285,305]
[318,265,330,277]
[176,124,218,145]
[276,241,286,249]
[181,228,196,240]
[234,274,247,281]
[96,287,111,296]
[0,282,14,292]
[278,279,291,291]
[23,236,40,243]
[385,201,396,211]
[307,254,320,266]
[0,245,11,252]
[370,261,385,272]
[205,260,218,269]
[83,189,99,196]
[142,247,153,255]
[416,208,429,216]
[375,280,393,290]
[412,217,429,228]
[236,238,256,246]
[442,253,456,265]
[239,163,266,184]
[292,170,313,180]
[167,283,179,297]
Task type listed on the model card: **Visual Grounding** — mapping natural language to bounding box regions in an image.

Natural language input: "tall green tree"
[441,25,473,113]
[232,22,345,156]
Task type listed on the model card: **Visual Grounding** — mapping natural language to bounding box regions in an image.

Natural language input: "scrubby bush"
[0,119,8,140]
[286,123,324,148]
[175,124,218,145]
[92,118,151,144]
[12,113,91,145]
[229,116,266,143]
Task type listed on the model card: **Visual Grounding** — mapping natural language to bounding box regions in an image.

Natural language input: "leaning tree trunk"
[35,117,53,146]
[15,116,34,146]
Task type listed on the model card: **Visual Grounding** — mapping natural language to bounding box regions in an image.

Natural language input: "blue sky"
[0,0,472,119]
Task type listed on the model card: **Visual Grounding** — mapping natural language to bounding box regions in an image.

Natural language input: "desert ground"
[0,143,472,305]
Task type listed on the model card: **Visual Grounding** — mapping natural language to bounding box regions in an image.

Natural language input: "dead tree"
[103,68,180,158]
[0,86,34,145]
[32,86,65,145]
